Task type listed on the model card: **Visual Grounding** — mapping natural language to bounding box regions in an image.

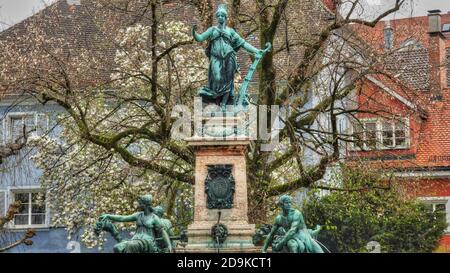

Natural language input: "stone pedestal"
[184,135,256,252]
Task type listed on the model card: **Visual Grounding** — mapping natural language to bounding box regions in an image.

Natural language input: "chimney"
[67,0,81,12]
[428,10,447,100]
[384,20,394,50]
[322,0,336,12]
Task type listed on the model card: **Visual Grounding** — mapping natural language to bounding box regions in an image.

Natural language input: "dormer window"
[443,23,450,32]
[398,39,423,51]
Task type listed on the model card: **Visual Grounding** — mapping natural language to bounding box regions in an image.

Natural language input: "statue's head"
[138,194,153,209]
[277,195,292,210]
[215,4,228,24]
[153,205,164,218]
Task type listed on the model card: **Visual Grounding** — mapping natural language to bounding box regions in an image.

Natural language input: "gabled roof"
[364,74,428,119]
[0,0,117,93]
[1,0,102,47]
[327,24,427,118]
[366,75,417,111]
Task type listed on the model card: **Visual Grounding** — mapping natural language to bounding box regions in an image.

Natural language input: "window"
[8,114,36,142]
[443,23,450,32]
[5,113,48,144]
[422,198,450,232]
[430,203,447,213]
[398,39,423,51]
[381,120,407,149]
[13,191,46,227]
[424,201,447,214]
[352,118,409,150]
[384,27,393,50]
[352,120,378,150]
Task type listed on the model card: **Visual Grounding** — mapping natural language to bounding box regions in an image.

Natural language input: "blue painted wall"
[0,100,116,253]
[6,228,119,253]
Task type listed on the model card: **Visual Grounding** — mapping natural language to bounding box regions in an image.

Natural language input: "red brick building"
[349,11,450,251]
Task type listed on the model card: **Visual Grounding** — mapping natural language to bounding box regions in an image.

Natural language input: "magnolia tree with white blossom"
[26,19,205,246]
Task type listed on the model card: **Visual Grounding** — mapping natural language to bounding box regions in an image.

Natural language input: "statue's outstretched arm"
[162,229,173,253]
[262,224,279,253]
[242,42,261,55]
[101,213,138,223]
[310,225,321,237]
[192,25,212,42]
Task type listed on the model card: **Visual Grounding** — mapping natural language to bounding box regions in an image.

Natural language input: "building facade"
[0,97,118,252]
[349,10,450,252]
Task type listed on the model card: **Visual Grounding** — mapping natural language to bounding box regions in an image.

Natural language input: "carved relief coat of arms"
[205,165,235,209]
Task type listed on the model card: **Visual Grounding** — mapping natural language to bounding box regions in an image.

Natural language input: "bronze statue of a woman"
[193,4,265,109]
[97,194,172,253]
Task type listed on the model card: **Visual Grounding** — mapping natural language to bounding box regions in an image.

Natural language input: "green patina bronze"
[211,223,228,246]
[262,195,324,253]
[94,217,122,242]
[96,194,173,253]
[205,165,235,209]
[153,205,176,251]
[192,4,271,110]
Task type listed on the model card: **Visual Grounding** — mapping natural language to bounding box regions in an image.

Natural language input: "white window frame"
[350,118,379,151]
[420,197,450,234]
[351,117,410,151]
[7,186,49,229]
[379,118,410,150]
[4,111,49,143]
[443,23,450,32]
[5,112,37,143]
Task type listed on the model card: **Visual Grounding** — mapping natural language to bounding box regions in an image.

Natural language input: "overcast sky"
[0,0,55,30]
[364,0,450,20]
[1,0,450,30]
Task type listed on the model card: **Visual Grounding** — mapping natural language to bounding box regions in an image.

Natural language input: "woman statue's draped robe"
[198,26,246,106]
[112,212,163,253]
